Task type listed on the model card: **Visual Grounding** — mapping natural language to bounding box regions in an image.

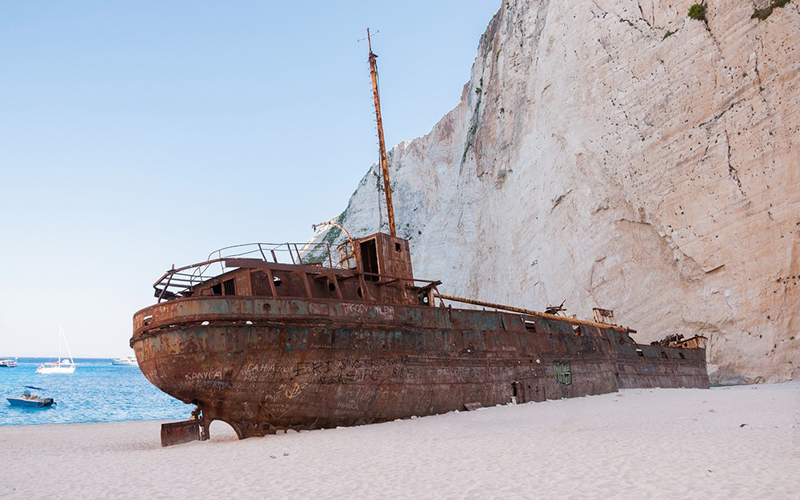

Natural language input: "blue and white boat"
[6,386,55,408]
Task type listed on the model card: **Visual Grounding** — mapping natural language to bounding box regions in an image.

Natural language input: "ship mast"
[365,28,396,237]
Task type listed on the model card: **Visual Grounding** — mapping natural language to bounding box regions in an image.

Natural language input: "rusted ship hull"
[132,296,707,439]
[608,330,710,390]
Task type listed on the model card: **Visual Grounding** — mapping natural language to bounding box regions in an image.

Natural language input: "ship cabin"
[153,232,440,308]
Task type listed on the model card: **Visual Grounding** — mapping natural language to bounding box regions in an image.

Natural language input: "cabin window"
[360,239,379,281]
[636,349,644,357]
[211,283,222,295]
[524,321,537,333]
[395,242,401,252]
[223,278,236,296]
[273,276,282,287]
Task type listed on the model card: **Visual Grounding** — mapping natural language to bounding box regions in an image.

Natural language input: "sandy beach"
[2,382,797,499]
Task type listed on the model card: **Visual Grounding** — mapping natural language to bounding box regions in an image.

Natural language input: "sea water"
[0,358,191,427]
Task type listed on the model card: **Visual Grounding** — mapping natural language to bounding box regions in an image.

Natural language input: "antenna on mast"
[360,28,396,236]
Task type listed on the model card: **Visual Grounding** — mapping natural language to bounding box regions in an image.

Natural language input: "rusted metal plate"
[161,420,201,447]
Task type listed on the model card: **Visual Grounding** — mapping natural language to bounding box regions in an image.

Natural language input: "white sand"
[1,382,798,499]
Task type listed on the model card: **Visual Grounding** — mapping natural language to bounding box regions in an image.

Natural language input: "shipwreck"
[131,30,709,445]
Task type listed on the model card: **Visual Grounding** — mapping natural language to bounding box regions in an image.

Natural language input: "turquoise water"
[0,358,191,426]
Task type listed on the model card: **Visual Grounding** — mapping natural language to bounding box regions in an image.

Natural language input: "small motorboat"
[0,358,17,368]
[110,355,138,366]
[7,386,55,408]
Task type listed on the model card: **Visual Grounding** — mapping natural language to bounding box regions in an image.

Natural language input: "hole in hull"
[209,419,239,442]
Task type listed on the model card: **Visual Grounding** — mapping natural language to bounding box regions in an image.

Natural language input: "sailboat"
[36,327,76,374]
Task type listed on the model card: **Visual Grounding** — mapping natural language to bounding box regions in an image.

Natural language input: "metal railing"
[153,242,352,301]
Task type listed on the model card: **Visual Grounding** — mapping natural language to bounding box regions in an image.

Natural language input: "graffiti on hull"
[553,361,572,385]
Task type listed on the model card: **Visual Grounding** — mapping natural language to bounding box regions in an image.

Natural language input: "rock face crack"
[699,99,743,129]
[724,130,746,197]
[530,0,551,49]
[704,14,724,56]
[549,190,572,213]
[636,0,653,29]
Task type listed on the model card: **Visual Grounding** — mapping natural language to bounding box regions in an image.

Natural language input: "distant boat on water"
[6,386,55,407]
[111,355,138,366]
[0,358,17,368]
[36,327,76,375]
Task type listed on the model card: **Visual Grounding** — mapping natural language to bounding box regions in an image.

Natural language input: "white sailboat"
[36,327,76,374]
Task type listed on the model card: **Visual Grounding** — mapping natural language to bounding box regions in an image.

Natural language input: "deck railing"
[153,242,349,300]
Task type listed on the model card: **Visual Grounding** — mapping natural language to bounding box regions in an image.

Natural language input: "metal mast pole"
[366,28,396,236]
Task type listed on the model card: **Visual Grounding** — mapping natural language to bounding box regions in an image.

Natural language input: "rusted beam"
[366,28,396,236]
[225,259,440,289]
[298,270,313,298]
[264,268,278,298]
[225,258,354,276]
[293,244,304,265]
[416,281,443,292]
[434,293,632,333]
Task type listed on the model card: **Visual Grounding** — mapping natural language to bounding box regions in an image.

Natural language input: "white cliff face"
[315,0,800,384]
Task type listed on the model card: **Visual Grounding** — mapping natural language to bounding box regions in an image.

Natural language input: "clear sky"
[0,1,500,357]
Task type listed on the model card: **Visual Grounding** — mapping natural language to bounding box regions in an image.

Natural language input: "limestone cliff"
[316,0,800,383]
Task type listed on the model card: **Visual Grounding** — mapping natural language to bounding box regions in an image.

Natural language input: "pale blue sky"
[0,1,501,356]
